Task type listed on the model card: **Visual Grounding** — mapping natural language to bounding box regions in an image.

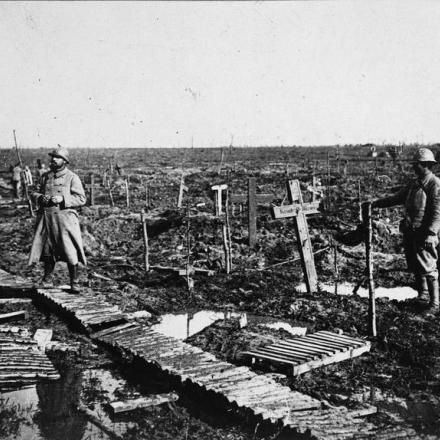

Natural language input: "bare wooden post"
[219,147,225,173]
[362,202,376,337]
[107,180,114,207]
[326,150,331,211]
[125,176,130,208]
[248,177,257,248]
[312,173,317,203]
[225,186,232,270]
[358,180,362,222]
[333,239,339,295]
[89,174,95,206]
[186,203,194,292]
[177,174,188,208]
[145,182,150,208]
[140,211,150,272]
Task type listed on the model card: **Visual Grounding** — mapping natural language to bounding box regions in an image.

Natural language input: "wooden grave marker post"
[85,174,102,206]
[177,175,188,208]
[230,177,275,247]
[211,184,228,215]
[272,180,319,294]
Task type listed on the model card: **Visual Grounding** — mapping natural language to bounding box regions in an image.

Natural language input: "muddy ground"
[1,146,440,439]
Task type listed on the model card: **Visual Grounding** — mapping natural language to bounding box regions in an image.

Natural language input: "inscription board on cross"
[272,179,318,294]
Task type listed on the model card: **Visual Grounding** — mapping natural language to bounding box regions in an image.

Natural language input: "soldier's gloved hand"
[50,195,63,205]
[423,234,438,251]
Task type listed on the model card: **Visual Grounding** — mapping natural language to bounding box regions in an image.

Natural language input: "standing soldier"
[372,148,440,313]
[12,162,22,199]
[28,146,86,293]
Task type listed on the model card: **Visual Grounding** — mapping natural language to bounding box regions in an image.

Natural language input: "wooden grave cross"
[230,177,275,247]
[85,174,102,206]
[272,179,319,294]
[211,184,228,215]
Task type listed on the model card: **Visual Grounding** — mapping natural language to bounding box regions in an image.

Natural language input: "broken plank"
[0,310,28,323]
[110,392,179,414]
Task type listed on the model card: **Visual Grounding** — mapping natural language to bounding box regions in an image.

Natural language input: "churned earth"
[1,146,440,438]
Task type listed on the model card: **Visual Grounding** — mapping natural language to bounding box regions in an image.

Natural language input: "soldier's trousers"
[403,230,438,279]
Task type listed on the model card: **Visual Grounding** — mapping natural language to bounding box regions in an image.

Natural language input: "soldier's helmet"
[413,148,436,164]
[48,145,69,164]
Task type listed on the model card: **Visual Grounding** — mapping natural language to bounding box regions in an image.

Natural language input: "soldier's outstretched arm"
[64,174,87,208]
[372,185,408,209]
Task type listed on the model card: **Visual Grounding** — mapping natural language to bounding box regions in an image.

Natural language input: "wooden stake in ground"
[141,211,150,272]
[145,182,150,209]
[225,186,232,271]
[358,180,362,222]
[89,174,95,206]
[177,174,188,208]
[107,179,114,207]
[125,176,130,208]
[186,203,194,291]
[248,177,257,248]
[362,201,376,337]
[13,130,34,217]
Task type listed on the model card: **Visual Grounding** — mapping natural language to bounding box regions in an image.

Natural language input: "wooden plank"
[318,331,369,346]
[292,344,370,376]
[110,392,179,414]
[242,350,299,366]
[248,177,257,247]
[0,311,27,323]
[272,203,319,219]
[294,210,318,293]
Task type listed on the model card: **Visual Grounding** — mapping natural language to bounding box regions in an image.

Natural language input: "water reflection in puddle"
[0,368,135,440]
[151,310,247,340]
[152,310,308,339]
[297,282,417,301]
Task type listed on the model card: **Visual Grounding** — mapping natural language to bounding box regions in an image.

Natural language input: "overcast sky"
[1,1,440,149]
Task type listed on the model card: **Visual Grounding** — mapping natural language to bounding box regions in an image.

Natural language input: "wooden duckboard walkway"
[0,269,34,297]
[91,323,382,438]
[0,270,424,439]
[243,331,370,376]
[35,287,127,331]
[0,326,60,388]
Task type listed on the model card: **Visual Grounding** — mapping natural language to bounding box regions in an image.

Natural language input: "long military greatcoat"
[28,167,87,266]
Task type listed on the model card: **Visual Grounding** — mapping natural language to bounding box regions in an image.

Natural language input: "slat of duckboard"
[243,331,370,376]
[0,327,60,386]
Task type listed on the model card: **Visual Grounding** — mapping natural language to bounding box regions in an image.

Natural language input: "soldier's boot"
[41,260,55,287]
[425,275,439,314]
[68,264,80,294]
[415,275,429,303]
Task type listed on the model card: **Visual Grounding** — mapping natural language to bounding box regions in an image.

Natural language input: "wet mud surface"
[1,146,440,438]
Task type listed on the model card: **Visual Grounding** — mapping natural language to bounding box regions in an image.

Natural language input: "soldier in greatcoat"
[372,148,440,313]
[28,146,86,292]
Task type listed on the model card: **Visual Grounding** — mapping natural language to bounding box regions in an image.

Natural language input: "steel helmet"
[48,145,69,164]
[412,148,436,163]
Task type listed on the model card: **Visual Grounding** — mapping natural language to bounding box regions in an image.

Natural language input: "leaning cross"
[272,179,319,294]
[230,177,275,247]
[211,184,228,215]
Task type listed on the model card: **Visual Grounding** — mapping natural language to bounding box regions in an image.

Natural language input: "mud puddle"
[349,387,440,430]
[0,367,139,440]
[297,282,417,301]
[152,309,308,339]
